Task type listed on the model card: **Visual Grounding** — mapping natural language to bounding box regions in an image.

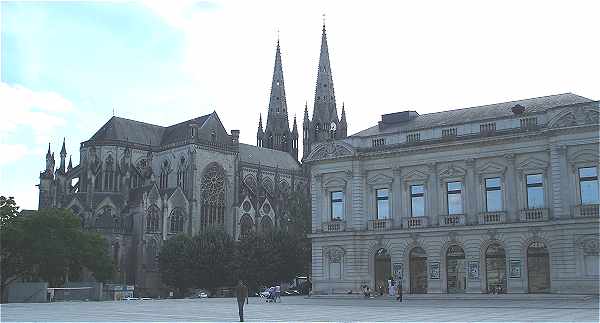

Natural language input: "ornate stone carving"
[465,158,476,167]
[448,231,459,243]
[487,229,498,240]
[409,233,419,245]
[577,236,599,256]
[528,227,541,239]
[307,142,354,161]
[344,170,353,179]
[323,246,345,263]
[392,166,402,176]
[439,165,466,179]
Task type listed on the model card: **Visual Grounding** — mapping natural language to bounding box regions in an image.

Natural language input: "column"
[504,154,518,222]
[311,173,322,232]
[550,145,567,219]
[465,158,476,225]
[427,162,438,226]
[392,167,402,229]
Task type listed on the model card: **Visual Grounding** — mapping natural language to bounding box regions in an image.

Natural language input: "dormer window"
[480,122,496,135]
[372,138,385,147]
[407,133,420,143]
[442,128,457,138]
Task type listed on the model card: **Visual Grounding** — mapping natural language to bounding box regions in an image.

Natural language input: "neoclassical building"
[304,93,599,294]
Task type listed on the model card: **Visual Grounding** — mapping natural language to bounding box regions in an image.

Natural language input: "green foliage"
[158,234,193,297]
[0,206,113,299]
[189,228,236,293]
[0,196,19,227]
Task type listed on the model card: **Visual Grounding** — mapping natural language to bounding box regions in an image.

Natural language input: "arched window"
[177,156,186,191]
[200,163,225,231]
[160,160,169,189]
[104,155,114,192]
[169,208,185,233]
[240,214,253,239]
[261,216,273,234]
[146,205,160,232]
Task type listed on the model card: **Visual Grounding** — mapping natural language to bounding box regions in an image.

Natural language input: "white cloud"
[0,143,29,166]
[0,83,75,144]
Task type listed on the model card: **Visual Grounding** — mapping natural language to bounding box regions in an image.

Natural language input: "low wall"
[7,282,48,303]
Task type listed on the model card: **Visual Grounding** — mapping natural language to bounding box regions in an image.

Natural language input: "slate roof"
[352,93,594,137]
[238,143,300,170]
[88,113,212,146]
[161,115,211,146]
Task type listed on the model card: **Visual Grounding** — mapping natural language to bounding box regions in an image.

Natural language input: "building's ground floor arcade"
[311,221,599,295]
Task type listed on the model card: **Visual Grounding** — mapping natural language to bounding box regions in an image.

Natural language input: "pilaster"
[392,167,402,228]
[465,158,476,224]
[427,162,438,226]
[504,154,518,222]
[550,144,567,219]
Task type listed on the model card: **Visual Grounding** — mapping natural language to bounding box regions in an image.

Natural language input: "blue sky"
[1,0,599,209]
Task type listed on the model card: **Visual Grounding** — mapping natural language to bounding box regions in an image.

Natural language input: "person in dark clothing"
[396,279,403,302]
[235,280,249,322]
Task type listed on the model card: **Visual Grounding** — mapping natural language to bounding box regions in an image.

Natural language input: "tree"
[0,196,19,227]
[159,234,193,297]
[285,191,312,275]
[189,228,235,294]
[1,207,114,301]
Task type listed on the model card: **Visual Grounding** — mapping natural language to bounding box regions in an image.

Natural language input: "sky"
[1,0,599,210]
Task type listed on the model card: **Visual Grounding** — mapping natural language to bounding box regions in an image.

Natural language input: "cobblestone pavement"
[1,295,598,322]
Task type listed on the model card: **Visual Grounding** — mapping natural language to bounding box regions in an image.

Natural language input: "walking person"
[275,285,281,302]
[396,278,403,302]
[235,280,249,322]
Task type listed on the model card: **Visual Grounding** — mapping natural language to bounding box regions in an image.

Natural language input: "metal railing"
[404,217,428,229]
[322,220,346,232]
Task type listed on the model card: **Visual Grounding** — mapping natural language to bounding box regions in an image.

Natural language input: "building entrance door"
[409,247,427,294]
[446,245,466,293]
[485,244,506,293]
[527,242,550,293]
[374,248,391,295]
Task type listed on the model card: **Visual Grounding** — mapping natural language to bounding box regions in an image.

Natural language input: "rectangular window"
[376,188,390,219]
[446,181,463,215]
[579,167,599,205]
[485,177,502,212]
[330,191,344,220]
[442,128,457,138]
[526,174,544,209]
[410,185,425,217]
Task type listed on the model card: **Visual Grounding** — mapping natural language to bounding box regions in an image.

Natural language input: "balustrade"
[404,217,428,229]
[322,220,346,232]
[439,214,466,226]
[478,211,506,225]
[519,208,549,222]
[368,218,392,231]
[574,204,599,218]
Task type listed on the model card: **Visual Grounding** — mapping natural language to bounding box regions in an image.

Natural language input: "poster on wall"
[429,262,440,279]
[468,261,480,280]
[393,263,403,280]
[510,259,521,278]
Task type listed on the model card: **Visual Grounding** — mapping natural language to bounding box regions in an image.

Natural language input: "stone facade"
[305,94,599,294]
[39,112,305,297]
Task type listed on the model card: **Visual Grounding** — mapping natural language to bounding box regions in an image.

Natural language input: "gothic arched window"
[239,214,253,239]
[104,155,114,192]
[169,208,185,233]
[200,163,225,231]
[261,216,273,234]
[177,156,186,191]
[146,205,160,232]
[160,160,169,189]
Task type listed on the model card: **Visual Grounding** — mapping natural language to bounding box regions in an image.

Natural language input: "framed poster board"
[510,259,521,278]
[468,261,480,280]
[429,262,440,279]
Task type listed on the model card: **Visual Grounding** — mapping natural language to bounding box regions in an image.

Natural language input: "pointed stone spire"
[257,114,264,147]
[59,138,67,172]
[67,155,73,171]
[303,102,310,123]
[292,115,298,135]
[313,22,338,124]
[45,143,53,171]
[266,39,288,120]
[339,102,347,137]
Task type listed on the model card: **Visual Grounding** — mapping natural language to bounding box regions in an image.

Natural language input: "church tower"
[257,39,298,160]
[303,22,347,159]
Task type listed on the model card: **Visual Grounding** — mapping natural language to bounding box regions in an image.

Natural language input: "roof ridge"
[164,113,213,129]
[416,93,591,118]
[111,116,165,128]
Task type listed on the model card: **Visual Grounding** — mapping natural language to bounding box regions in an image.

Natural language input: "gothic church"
[38,23,347,296]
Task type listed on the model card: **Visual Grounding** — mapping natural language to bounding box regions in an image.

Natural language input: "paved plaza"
[1,295,599,322]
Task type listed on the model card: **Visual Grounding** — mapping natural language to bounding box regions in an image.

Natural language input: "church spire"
[59,138,67,173]
[266,39,288,121]
[312,21,338,124]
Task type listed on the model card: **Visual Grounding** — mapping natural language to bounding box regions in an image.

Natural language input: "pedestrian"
[396,279,403,302]
[235,280,249,322]
[275,285,281,302]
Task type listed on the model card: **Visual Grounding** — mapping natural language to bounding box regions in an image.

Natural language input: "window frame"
[410,184,425,218]
[330,190,345,221]
[578,166,599,205]
[446,181,464,215]
[375,188,390,220]
[485,177,503,212]
[525,173,545,209]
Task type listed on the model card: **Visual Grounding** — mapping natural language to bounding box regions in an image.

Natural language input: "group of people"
[362,278,403,302]
[262,285,281,303]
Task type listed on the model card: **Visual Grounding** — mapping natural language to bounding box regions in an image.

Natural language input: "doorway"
[446,245,466,293]
[374,248,391,295]
[527,242,550,293]
[485,243,506,293]
[409,247,428,293]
